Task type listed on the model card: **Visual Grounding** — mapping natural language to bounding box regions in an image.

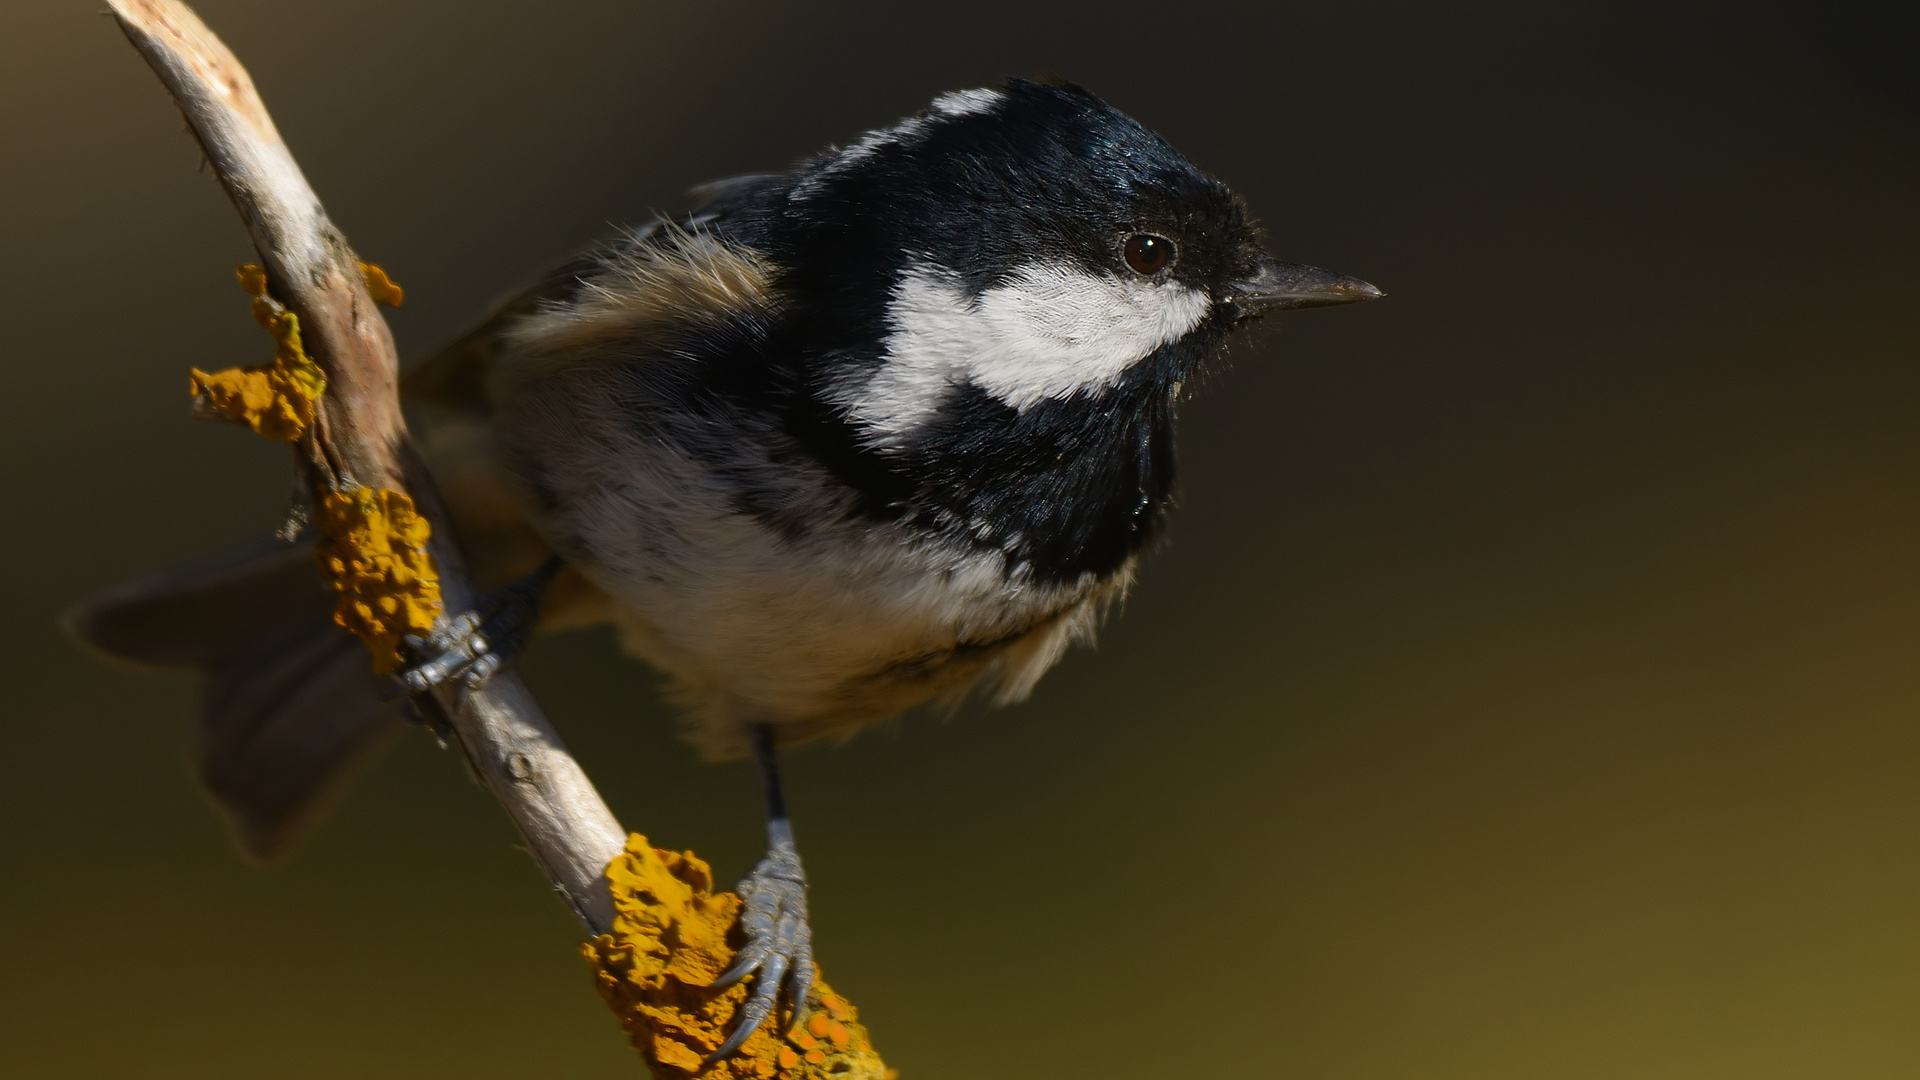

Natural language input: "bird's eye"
[1123,234,1173,275]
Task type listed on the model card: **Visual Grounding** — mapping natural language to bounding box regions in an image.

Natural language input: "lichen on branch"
[359,261,405,307]
[185,260,436,674]
[584,835,892,1080]
[188,263,328,440]
[314,486,443,674]
[189,262,403,441]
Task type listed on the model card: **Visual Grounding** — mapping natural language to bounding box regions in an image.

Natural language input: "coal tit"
[80,76,1380,1061]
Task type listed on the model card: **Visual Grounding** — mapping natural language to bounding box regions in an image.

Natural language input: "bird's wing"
[400,173,793,601]
[400,173,790,410]
[400,245,614,410]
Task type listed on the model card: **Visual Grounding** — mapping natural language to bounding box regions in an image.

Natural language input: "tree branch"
[107,0,627,935]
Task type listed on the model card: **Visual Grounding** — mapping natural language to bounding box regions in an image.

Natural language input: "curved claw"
[712,883,781,990]
[786,938,814,1035]
[711,939,768,991]
[702,843,812,1067]
[703,948,788,1067]
[702,999,763,1066]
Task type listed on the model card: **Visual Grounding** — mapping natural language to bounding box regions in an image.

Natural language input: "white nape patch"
[842,262,1213,445]
[790,88,1006,202]
[928,88,1003,118]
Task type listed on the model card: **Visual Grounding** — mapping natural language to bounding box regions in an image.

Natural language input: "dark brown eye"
[1123,233,1173,275]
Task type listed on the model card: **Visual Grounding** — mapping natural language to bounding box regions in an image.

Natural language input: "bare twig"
[108,0,626,934]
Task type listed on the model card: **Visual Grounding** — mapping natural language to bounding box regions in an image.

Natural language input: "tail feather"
[65,536,330,667]
[65,536,403,860]
[198,608,401,859]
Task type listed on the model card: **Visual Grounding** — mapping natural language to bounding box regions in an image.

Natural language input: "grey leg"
[393,556,562,695]
[704,724,814,1065]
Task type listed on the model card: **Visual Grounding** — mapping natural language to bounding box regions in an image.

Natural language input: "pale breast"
[505,364,1122,759]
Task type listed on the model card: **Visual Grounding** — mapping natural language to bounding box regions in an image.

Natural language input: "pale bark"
[108,0,627,934]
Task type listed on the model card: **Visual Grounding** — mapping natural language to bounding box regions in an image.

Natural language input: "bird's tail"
[64,535,403,860]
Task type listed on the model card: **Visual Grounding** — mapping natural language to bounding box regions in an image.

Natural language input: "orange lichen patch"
[313,486,442,674]
[359,261,404,307]
[583,835,891,1080]
[187,264,327,440]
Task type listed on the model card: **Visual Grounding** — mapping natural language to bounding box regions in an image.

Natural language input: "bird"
[68,77,1380,1062]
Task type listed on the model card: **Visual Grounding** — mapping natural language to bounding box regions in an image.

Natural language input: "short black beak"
[1230,258,1383,315]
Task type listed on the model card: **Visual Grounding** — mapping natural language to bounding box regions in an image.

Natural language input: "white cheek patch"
[843,262,1212,445]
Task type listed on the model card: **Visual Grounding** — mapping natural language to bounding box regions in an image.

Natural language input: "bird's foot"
[391,560,557,696]
[704,831,814,1065]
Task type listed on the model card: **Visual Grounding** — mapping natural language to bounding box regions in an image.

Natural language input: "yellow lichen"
[359,261,405,307]
[313,486,443,674]
[188,264,328,441]
[583,835,893,1080]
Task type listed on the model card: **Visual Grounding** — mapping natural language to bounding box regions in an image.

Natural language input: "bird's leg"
[392,556,563,695]
[704,724,813,1065]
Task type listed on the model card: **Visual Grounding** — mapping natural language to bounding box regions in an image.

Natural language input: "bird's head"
[746,78,1381,580]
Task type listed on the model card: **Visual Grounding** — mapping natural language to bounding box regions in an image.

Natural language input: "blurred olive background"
[3,0,1917,1076]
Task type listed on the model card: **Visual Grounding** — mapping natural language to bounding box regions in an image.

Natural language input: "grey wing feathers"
[402,248,609,410]
[402,175,782,410]
[65,537,403,860]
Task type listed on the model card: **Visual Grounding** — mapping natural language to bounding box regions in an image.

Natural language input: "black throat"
[777,319,1225,586]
